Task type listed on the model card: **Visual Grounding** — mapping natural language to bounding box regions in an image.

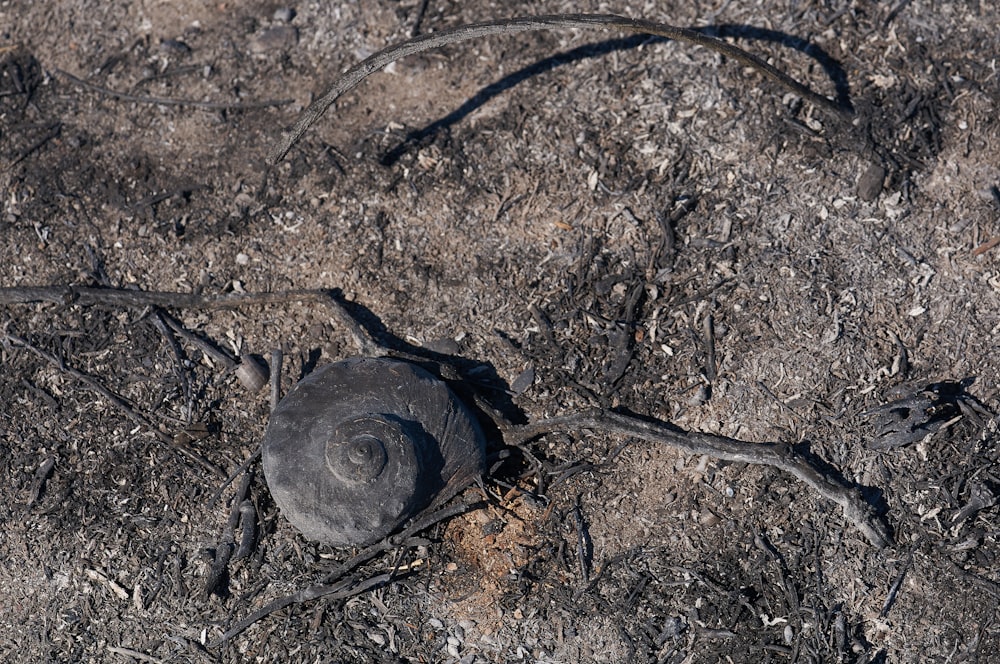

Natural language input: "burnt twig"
[879,545,915,619]
[6,122,61,170]
[0,285,384,357]
[702,313,717,385]
[210,497,486,646]
[206,447,262,510]
[572,502,591,585]
[26,456,56,508]
[269,347,284,412]
[55,69,291,110]
[2,331,224,478]
[952,482,998,526]
[267,13,852,167]
[210,573,394,647]
[159,311,267,392]
[410,0,431,37]
[233,500,258,562]
[204,470,254,598]
[508,408,892,548]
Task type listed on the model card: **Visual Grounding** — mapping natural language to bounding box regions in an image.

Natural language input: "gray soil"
[2,1,999,662]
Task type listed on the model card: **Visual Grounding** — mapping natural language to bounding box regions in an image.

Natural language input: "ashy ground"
[2,1,999,662]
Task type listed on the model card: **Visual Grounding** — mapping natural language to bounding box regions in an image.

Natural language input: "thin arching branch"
[267,13,852,166]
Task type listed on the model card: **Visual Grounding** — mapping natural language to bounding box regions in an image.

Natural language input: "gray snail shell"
[262,357,486,547]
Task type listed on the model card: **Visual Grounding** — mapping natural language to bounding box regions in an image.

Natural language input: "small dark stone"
[159,38,191,54]
[858,161,886,201]
[511,366,535,395]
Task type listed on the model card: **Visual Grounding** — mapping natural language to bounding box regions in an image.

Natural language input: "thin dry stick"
[319,498,485,586]
[2,332,224,478]
[106,646,165,664]
[267,13,851,166]
[6,122,62,170]
[160,311,238,371]
[211,498,485,646]
[209,573,393,647]
[0,285,383,357]
[206,448,262,510]
[204,348,285,508]
[508,408,892,548]
[56,69,292,110]
[269,347,284,412]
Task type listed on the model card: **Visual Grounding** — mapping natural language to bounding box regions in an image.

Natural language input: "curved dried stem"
[508,408,892,549]
[267,13,851,166]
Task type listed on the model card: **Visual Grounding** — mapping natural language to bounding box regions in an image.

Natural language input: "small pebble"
[159,38,191,54]
[858,161,885,201]
[661,616,685,639]
[699,511,721,527]
[273,7,296,23]
[511,366,535,395]
[250,25,299,54]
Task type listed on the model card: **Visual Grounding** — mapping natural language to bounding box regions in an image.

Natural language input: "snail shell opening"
[262,357,486,547]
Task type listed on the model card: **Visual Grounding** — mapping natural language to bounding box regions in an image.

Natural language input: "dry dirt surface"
[3,1,1000,662]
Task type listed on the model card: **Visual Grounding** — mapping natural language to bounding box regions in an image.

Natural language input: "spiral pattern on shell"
[262,357,486,546]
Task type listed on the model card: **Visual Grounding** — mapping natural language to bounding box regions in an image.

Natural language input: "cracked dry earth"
[2,0,1000,662]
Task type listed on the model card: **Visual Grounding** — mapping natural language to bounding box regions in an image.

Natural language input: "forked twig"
[267,13,852,166]
[508,408,892,548]
[0,285,383,357]
[56,69,292,111]
[210,573,394,647]
[2,331,225,478]
[209,498,486,646]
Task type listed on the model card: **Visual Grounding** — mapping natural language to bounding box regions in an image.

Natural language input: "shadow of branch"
[381,25,852,166]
